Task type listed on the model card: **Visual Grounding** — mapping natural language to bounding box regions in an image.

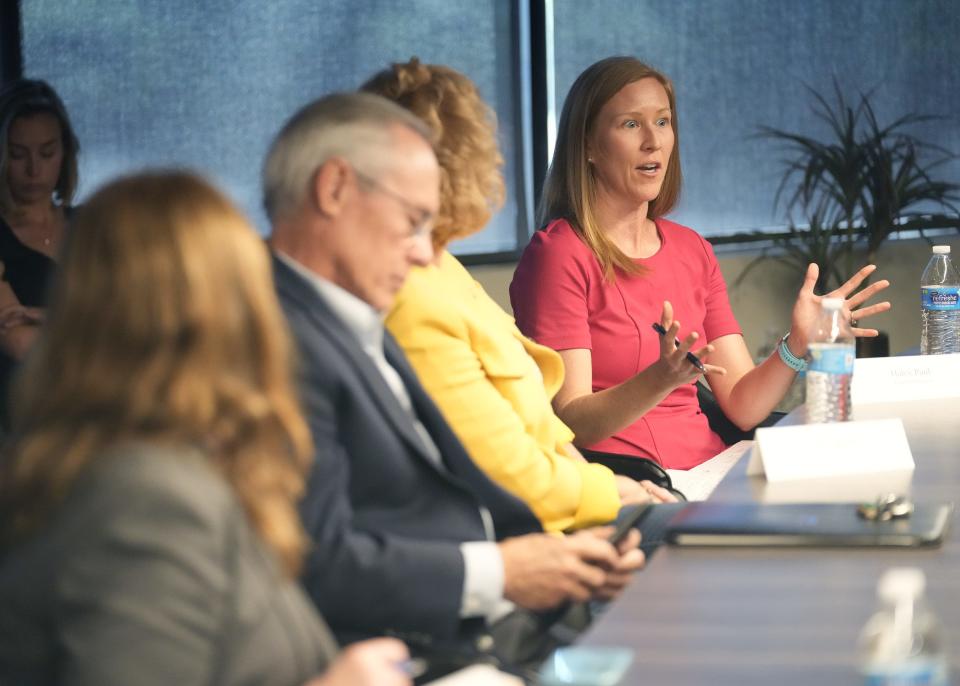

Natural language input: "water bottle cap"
[821,297,844,310]
[878,567,926,600]
[932,245,951,254]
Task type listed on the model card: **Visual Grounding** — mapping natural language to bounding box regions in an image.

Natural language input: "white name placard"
[748,467,915,504]
[746,418,914,482]
[852,353,960,405]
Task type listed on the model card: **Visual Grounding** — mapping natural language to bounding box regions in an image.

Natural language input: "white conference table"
[577,398,960,685]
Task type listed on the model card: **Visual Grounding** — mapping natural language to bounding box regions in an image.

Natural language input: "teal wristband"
[777,332,807,372]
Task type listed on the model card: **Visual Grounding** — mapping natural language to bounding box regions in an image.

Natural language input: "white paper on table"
[667,440,752,501]
[852,353,960,405]
[424,665,524,685]
[746,418,914,482]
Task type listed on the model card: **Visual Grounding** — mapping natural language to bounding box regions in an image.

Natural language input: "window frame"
[2,0,955,262]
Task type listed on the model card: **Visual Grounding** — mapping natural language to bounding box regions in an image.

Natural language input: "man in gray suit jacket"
[264,92,643,669]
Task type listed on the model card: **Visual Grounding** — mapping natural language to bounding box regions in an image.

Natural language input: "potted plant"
[740,80,960,293]
[737,81,960,356]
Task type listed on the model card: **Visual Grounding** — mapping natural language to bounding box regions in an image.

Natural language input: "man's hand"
[572,527,644,601]
[500,528,645,610]
[500,533,612,609]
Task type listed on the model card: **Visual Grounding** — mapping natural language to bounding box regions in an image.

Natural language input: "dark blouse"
[0,213,59,307]
[0,212,64,426]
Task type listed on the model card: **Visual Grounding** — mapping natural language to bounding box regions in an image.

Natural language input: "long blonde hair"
[0,172,312,576]
[538,56,682,281]
[362,57,505,250]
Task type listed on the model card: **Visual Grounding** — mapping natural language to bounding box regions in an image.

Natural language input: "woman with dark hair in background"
[0,79,80,418]
[0,171,411,686]
[511,56,891,470]
[364,58,674,536]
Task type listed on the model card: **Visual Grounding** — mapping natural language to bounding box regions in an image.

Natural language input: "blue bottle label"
[808,345,854,374]
[862,656,948,685]
[921,287,960,311]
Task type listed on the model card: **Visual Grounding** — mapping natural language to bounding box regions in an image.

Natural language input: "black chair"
[578,446,672,484]
[857,331,890,358]
[695,381,784,445]
[579,383,783,491]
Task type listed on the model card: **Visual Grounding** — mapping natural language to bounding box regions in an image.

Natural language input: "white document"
[746,418,914,482]
[852,353,960,405]
[425,665,524,685]
[667,440,752,501]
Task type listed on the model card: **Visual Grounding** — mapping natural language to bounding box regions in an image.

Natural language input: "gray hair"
[262,91,433,222]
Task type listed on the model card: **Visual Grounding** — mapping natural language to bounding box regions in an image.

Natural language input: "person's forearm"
[721,350,798,430]
[557,365,676,447]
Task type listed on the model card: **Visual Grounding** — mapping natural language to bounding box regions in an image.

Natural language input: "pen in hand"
[651,322,707,373]
[396,657,428,678]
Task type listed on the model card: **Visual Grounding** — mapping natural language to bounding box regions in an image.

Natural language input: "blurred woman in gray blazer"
[0,172,410,686]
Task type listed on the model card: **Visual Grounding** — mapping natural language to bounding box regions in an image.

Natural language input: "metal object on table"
[857,494,915,522]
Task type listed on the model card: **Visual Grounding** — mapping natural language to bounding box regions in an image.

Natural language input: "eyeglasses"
[354,169,434,241]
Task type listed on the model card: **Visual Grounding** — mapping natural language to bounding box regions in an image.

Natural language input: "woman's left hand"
[614,476,678,505]
[788,263,892,355]
[0,305,44,329]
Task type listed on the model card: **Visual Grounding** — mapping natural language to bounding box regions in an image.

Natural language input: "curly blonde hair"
[362,58,505,250]
[0,172,312,576]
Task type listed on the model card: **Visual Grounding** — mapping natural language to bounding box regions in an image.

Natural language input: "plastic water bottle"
[858,567,948,685]
[805,297,855,423]
[921,245,960,355]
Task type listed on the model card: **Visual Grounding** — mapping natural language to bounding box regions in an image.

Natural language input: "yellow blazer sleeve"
[387,263,620,532]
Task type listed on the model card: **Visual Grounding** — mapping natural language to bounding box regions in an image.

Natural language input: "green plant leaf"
[753,78,960,282]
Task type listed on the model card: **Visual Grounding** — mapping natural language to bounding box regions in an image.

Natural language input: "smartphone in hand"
[609,504,651,545]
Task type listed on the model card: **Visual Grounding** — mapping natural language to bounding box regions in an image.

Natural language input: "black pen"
[651,322,707,373]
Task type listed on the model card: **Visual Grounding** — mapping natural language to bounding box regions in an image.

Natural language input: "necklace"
[33,209,58,248]
[21,222,55,250]
[30,224,54,248]
[7,204,61,251]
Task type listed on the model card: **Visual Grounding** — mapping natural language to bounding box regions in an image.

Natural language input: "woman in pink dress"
[511,56,891,470]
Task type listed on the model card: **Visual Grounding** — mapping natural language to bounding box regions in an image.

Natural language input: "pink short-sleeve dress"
[510,218,742,469]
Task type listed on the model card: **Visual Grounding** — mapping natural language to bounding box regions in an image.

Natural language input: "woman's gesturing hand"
[788,263,892,356]
[649,300,725,392]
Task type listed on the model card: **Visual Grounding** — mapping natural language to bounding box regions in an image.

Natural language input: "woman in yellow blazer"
[363,60,674,533]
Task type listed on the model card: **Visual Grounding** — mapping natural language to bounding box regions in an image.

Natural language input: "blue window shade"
[553,0,960,237]
[22,0,529,254]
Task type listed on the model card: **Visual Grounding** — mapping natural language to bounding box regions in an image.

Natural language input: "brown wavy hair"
[0,172,312,576]
[362,57,505,250]
[538,56,683,281]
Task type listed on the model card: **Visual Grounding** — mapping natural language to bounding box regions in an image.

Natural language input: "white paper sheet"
[667,440,753,501]
[424,664,524,685]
